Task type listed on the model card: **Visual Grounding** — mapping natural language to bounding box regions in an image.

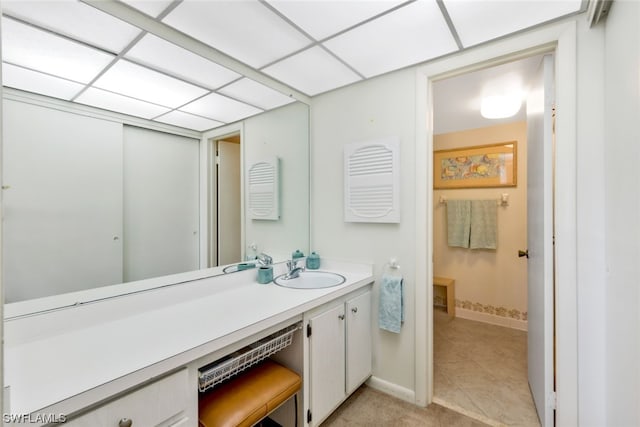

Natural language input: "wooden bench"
[199,360,301,427]
[433,276,455,319]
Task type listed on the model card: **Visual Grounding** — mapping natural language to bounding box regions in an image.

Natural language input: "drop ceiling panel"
[180,92,263,123]
[1,17,115,84]
[444,0,583,47]
[162,0,312,68]
[154,110,224,132]
[2,62,84,100]
[266,0,406,41]
[218,78,295,110]
[126,33,241,90]
[324,1,458,78]
[76,87,171,119]
[1,0,142,53]
[93,59,209,108]
[263,46,362,96]
[120,0,174,18]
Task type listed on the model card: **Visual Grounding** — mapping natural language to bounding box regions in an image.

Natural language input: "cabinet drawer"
[65,369,190,427]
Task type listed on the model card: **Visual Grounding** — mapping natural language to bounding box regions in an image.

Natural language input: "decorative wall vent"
[247,157,279,220]
[344,137,400,223]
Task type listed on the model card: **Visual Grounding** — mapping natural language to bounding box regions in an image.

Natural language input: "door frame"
[201,123,245,268]
[414,21,578,425]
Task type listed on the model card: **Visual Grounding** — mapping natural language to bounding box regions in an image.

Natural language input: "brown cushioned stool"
[199,360,301,427]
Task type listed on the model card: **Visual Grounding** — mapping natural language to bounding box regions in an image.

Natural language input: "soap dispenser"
[292,249,304,260]
[306,252,320,270]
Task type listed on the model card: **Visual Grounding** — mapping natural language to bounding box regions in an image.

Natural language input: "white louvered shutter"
[344,137,400,223]
[247,157,280,220]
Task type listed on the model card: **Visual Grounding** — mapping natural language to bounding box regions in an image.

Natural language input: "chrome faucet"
[256,253,273,266]
[284,259,305,279]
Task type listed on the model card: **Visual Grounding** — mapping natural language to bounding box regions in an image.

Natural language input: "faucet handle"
[257,252,273,266]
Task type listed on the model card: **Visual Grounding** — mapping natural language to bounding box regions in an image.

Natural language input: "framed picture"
[434,141,517,189]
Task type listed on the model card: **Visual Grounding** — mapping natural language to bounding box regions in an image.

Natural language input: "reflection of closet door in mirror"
[2,100,124,302]
[217,140,241,265]
[123,126,199,282]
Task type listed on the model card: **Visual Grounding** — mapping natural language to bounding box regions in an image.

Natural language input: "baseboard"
[455,308,528,331]
[366,376,416,404]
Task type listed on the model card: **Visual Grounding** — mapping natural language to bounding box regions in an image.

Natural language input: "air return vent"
[344,137,400,223]
[247,157,279,220]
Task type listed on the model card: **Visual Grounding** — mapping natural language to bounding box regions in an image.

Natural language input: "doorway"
[414,22,578,426]
[209,131,242,267]
[430,55,545,426]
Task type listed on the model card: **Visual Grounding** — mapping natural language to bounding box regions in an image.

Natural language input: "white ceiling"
[433,54,545,134]
[1,0,585,133]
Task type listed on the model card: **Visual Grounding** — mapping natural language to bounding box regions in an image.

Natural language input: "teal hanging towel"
[378,261,404,334]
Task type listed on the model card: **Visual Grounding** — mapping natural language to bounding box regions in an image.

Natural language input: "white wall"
[604,1,640,426]
[310,13,629,423]
[575,16,607,427]
[243,102,310,261]
[311,67,417,396]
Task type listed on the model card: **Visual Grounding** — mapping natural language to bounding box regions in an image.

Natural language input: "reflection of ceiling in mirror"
[1,0,583,132]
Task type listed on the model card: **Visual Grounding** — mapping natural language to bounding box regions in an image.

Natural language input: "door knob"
[518,250,529,259]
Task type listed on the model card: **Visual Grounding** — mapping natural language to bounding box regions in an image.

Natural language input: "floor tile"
[433,310,541,427]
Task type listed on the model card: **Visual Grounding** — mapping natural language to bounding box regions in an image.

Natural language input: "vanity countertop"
[4,260,373,417]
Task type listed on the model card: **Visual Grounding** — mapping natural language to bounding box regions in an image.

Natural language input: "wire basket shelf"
[198,323,300,393]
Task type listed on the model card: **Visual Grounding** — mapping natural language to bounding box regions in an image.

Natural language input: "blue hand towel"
[470,200,497,249]
[378,274,404,333]
[447,200,471,248]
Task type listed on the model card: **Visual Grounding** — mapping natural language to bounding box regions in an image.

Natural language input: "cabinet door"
[309,303,346,425]
[346,290,372,394]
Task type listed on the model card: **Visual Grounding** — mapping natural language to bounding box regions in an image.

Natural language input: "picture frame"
[434,141,517,189]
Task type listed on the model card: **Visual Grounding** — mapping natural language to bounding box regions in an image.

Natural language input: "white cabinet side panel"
[123,126,199,282]
[2,99,123,302]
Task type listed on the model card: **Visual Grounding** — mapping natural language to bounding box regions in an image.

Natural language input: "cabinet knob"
[351,307,358,313]
[338,314,345,320]
[119,418,133,427]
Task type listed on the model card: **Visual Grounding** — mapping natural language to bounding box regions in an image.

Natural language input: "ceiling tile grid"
[1,0,142,53]
[161,0,313,69]
[125,33,242,90]
[75,87,171,120]
[2,17,115,84]
[322,0,459,78]
[1,0,586,132]
[262,46,362,97]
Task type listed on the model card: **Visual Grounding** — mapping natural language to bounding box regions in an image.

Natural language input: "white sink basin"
[273,271,346,289]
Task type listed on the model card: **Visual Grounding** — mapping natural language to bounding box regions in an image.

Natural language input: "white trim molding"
[366,376,416,405]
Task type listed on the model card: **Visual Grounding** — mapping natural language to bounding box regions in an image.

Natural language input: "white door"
[2,100,124,302]
[309,303,346,426]
[526,54,555,427]
[217,140,241,265]
[123,126,199,282]
[345,290,372,394]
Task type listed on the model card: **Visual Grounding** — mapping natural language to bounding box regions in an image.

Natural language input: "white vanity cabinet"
[306,287,372,426]
[63,369,193,427]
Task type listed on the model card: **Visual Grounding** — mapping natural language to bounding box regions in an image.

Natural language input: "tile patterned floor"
[433,310,541,427]
[321,385,489,427]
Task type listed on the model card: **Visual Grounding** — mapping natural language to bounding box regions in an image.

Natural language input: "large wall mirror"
[1,1,310,313]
